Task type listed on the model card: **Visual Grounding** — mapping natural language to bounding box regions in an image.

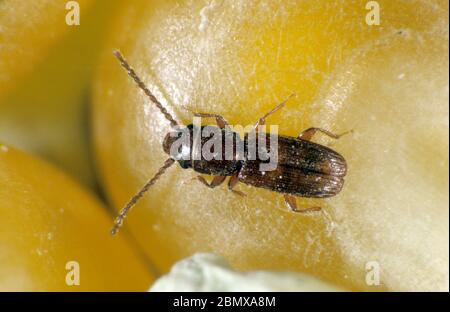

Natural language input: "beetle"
[110,50,350,235]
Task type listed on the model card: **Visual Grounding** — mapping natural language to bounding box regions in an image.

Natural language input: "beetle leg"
[228,174,246,197]
[298,127,353,141]
[191,112,229,129]
[283,195,322,213]
[196,175,227,188]
[253,93,296,131]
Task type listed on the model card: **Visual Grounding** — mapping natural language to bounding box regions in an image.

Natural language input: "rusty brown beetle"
[110,50,350,235]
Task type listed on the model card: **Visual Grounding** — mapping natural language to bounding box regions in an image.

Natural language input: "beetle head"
[162,126,193,161]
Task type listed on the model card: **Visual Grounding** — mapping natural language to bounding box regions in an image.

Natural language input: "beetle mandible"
[110,50,350,235]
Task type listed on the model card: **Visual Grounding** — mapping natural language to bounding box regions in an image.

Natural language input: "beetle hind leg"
[283,195,322,213]
[298,127,353,142]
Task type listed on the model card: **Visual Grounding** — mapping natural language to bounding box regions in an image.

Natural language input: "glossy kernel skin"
[0,0,94,96]
[93,0,449,291]
[0,0,120,187]
[0,145,153,291]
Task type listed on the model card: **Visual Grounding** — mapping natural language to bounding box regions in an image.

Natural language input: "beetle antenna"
[111,158,176,236]
[113,49,179,128]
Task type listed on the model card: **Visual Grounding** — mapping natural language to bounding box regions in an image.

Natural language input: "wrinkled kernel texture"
[94,0,449,291]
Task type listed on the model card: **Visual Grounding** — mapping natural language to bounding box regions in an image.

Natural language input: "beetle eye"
[180,144,191,160]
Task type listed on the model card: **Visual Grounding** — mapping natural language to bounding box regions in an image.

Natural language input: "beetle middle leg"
[298,127,352,141]
[253,93,296,131]
[191,112,229,129]
[196,175,226,188]
[228,174,246,197]
[283,194,322,214]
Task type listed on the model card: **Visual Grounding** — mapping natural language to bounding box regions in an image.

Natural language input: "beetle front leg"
[228,174,246,197]
[298,127,352,141]
[196,175,226,188]
[191,112,229,129]
[283,195,322,213]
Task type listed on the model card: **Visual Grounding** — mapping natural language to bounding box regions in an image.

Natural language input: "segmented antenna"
[111,158,176,236]
[113,49,179,128]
